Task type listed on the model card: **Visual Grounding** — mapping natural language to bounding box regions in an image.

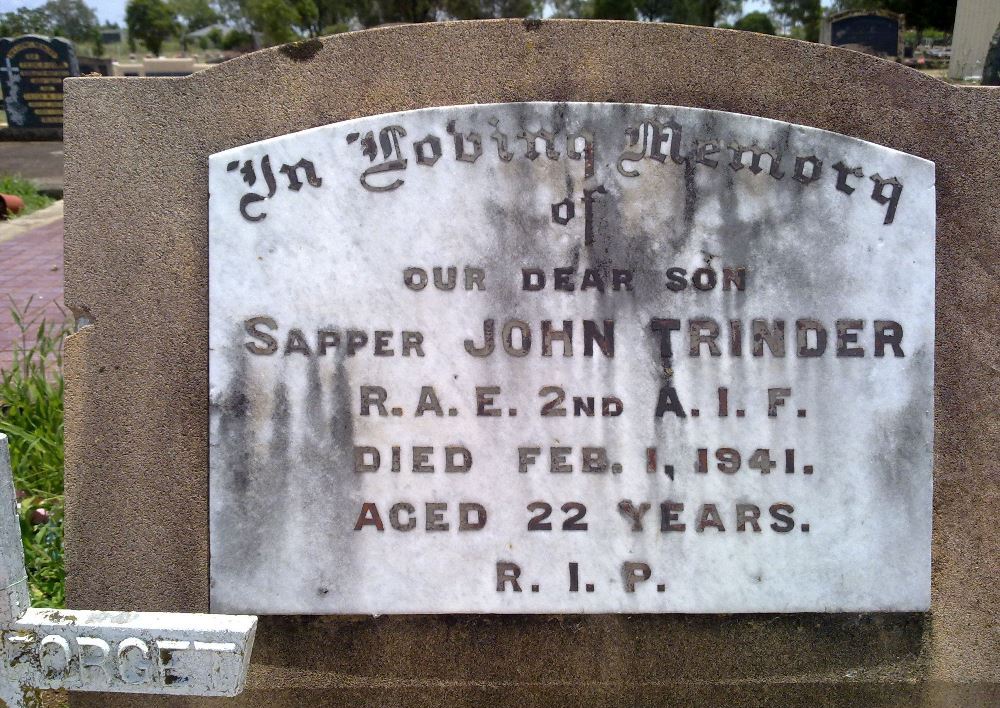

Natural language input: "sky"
[2,0,127,24]
[1,0,832,28]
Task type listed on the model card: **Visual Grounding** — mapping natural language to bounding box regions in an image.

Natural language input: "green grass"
[0,175,55,219]
[0,297,69,607]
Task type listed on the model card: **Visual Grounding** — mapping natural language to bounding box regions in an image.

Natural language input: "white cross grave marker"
[0,58,20,87]
[0,434,257,707]
[0,57,27,126]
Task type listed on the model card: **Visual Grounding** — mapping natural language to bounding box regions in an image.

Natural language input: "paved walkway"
[0,214,65,372]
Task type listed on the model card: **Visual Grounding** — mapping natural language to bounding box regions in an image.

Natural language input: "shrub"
[221,28,254,51]
[0,297,70,607]
[0,175,55,218]
[734,11,776,36]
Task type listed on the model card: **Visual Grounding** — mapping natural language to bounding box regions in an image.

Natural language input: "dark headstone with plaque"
[822,11,904,59]
[78,56,112,77]
[0,34,78,139]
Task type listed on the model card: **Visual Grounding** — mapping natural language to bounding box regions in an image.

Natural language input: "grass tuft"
[0,296,69,607]
[0,175,55,219]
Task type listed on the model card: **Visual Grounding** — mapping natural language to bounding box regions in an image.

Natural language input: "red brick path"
[0,218,65,372]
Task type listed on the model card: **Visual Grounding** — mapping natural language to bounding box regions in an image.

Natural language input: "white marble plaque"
[209,102,934,614]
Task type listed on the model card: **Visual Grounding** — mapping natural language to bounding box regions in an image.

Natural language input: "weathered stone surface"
[0,436,28,624]
[63,19,999,706]
[209,102,934,614]
[2,609,256,699]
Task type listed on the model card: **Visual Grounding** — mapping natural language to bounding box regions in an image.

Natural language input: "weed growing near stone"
[0,297,68,607]
[0,175,55,218]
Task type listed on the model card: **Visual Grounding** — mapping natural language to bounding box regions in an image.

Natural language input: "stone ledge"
[0,201,64,245]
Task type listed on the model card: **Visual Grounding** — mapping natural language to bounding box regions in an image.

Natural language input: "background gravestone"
[983,23,1000,86]
[0,34,77,138]
[77,56,112,77]
[821,11,904,59]
[63,20,999,707]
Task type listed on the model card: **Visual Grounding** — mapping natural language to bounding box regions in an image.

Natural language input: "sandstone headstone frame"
[63,20,999,707]
[0,35,77,137]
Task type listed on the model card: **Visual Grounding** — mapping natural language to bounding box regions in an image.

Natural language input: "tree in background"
[552,0,740,23]
[126,0,178,55]
[689,0,740,26]
[2,0,964,54]
[214,0,352,42]
[221,27,254,49]
[592,0,635,21]
[315,0,358,33]
[0,1,98,42]
[173,0,220,32]
[92,26,105,54]
[172,0,220,50]
[734,10,775,34]
[41,0,98,41]
[772,0,820,41]
[351,0,438,25]
[549,0,588,18]
[0,7,51,37]
[242,0,300,44]
[443,0,538,21]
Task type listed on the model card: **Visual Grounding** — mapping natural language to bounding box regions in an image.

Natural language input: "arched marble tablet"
[208,102,934,614]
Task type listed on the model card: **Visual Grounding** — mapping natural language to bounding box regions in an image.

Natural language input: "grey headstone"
[982,23,1000,86]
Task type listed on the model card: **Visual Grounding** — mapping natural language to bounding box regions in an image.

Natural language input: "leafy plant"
[0,297,70,607]
[0,175,55,219]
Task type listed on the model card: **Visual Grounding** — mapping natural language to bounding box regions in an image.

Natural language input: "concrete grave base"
[63,20,999,706]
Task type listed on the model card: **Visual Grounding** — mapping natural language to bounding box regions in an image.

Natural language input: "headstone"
[0,435,257,707]
[983,23,1000,86]
[111,62,143,77]
[77,56,112,77]
[99,29,122,45]
[208,102,933,614]
[821,11,904,59]
[0,35,78,136]
[63,20,1000,706]
[949,0,1000,81]
[142,58,196,77]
